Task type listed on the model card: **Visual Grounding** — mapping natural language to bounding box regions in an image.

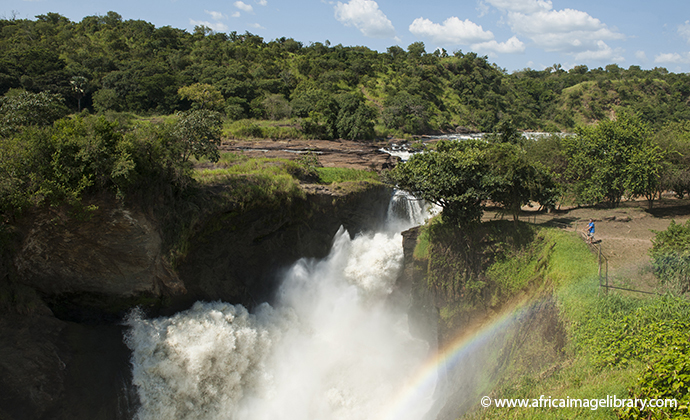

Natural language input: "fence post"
[605,257,609,294]
[598,245,603,293]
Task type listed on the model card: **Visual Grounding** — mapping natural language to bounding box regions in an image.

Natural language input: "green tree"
[387,140,491,226]
[0,90,69,137]
[178,83,224,111]
[625,143,665,208]
[261,93,291,120]
[335,93,376,140]
[564,112,650,207]
[0,115,129,213]
[70,75,87,112]
[485,142,558,221]
[655,121,690,198]
[173,109,222,163]
[382,92,428,134]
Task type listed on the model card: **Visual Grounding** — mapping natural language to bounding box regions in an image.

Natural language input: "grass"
[315,167,380,184]
[224,118,302,140]
[195,152,380,186]
[192,152,306,211]
[461,228,690,419]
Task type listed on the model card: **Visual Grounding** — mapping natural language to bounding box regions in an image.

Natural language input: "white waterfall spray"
[125,191,436,420]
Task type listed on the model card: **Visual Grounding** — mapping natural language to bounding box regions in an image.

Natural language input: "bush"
[0,90,69,137]
[650,220,690,294]
[232,120,264,138]
[0,114,193,216]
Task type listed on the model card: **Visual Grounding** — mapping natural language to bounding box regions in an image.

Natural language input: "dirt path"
[486,196,690,294]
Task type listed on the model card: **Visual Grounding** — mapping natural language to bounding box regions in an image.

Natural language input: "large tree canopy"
[387,138,559,225]
[387,140,491,225]
[564,112,657,207]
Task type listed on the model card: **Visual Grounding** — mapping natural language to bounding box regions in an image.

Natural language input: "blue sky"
[3,0,690,73]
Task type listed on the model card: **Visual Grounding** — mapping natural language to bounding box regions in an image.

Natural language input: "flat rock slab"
[221,139,397,172]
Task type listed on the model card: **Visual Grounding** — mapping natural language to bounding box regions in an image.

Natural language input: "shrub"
[650,220,690,294]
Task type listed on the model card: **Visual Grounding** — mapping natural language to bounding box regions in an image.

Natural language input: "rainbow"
[377,297,541,420]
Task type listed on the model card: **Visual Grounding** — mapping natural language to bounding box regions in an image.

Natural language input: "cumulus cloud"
[205,10,226,21]
[573,41,623,62]
[255,0,268,5]
[334,0,396,38]
[509,9,613,38]
[655,52,690,64]
[409,16,494,45]
[480,1,626,63]
[679,21,690,44]
[472,36,525,54]
[234,1,254,13]
[189,19,229,32]
[506,8,624,58]
[482,0,552,14]
[635,50,648,62]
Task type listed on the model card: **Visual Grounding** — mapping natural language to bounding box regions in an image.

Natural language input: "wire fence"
[577,229,660,296]
[538,217,658,296]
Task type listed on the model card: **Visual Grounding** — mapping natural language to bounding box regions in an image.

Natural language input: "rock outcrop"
[15,205,184,299]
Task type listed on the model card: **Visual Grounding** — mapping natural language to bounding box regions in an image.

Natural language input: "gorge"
[2,174,567,420]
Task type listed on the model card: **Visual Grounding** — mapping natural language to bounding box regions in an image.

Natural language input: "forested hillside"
[2,11,690,138]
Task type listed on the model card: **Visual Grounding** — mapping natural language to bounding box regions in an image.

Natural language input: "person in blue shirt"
[587,219,595,244]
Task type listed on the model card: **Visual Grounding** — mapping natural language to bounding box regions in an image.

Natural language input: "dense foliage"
[390,111,690,223]
[650,220,690,294]
[387,137,558,226]
[575,295,690,419]
[3,12,690,136]
[563,112,662,207]
[0,115,186,215]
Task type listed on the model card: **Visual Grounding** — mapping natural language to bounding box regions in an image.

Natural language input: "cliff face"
[395,226,439,346]
[9,182,391,318]
[398,223,568,420]
[15,206,184,299]
[176,182,393,309]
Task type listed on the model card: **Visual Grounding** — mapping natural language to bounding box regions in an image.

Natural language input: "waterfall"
[386,189,435,232]
[125,192,437,420]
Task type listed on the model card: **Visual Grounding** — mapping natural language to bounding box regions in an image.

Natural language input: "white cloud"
[205,10,226,21]
[572,41,623,62]
[510,9,607,36]
[635,50,647,62]
[334,0,396,38]
[409,16,494,45]
[655,52,690,64]
[507,9,624,53]
[234,1,254,13]
[189,19,229,32]
[248,22,266,29]
[679,21,690,44]
[482,0,552,14]
[255,0,268,5]
[231,11,241,18]
[472,35,525,54]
